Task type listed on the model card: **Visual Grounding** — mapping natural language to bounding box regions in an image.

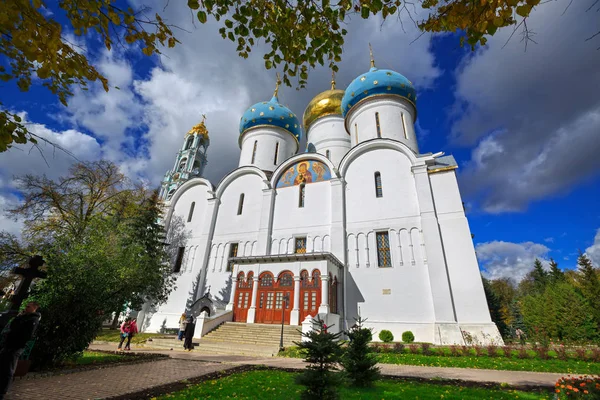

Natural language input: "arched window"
[185,136,194,150]
[167,189,175,201]
[178,158,187,172]
[375,112,381,138]
[187,202,195,222]
[251,140,258,163]
[260,273,274,287]
[274,142,279,165]
[237,272,245,288]
[401,113,408,139]
[299,184,305,208]
[278,272,293,287]
[237,193,244,215]
[376,232,391,267]
[326,150,330,160]
[374,172,383,198]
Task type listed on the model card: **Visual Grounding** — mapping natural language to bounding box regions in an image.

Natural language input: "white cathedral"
[140,56,502,345]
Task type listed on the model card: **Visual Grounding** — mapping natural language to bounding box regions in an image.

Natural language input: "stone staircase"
[194,322,303,357]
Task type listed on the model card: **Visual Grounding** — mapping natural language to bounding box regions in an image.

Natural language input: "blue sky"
[1,0,599,281]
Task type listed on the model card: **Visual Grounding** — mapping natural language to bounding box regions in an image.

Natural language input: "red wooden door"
[300,270,321,322]
[256,271,295,324]
[233,272,253,322]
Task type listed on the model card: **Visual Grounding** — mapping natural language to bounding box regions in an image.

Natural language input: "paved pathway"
[6,358,229,400]
[5,342,566,399]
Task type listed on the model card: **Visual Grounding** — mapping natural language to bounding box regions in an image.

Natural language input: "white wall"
[306,116,350,167]
[239,128,298,172]
[346,98,418,153]
[430,171,493,324]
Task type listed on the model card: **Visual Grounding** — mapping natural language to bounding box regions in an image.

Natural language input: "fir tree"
[482,276,509,338]
[577,252,600,327]
[341,316,380,387]
[295,317,343,400]
[531,258,548,294]
[549,258,565,284]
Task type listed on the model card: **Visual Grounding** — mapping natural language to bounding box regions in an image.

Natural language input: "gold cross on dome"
[331,70,336,90]
[273,72,282,97]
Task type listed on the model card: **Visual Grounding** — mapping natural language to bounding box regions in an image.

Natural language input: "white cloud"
[0,194,23,237]
[476,240,550,281]
[544,237,554,243]
[453,0,600,213]
[586,229,600,267]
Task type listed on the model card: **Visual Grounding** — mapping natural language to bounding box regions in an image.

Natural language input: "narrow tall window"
[326,150,330,160]
[187,202,195,222]
[237,193,244,215]
[173,247,185,273]
[375,112,381,138]
[401,113,408,139]
[354,123,359,143]
[376,232,392,267]
[251,140,258,163]
[185,136,194,150]
[227,243,238,272]
[374,172,383,198]
[298,184,305,208]
[295,237,307,254]
[274,142,279,165]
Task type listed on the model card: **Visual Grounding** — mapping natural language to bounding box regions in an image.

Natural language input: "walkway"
[5,343,565,399]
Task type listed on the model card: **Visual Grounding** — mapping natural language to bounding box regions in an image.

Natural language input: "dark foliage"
[341,317,380,387]
[378,329,393,343]
[401,330,415,343]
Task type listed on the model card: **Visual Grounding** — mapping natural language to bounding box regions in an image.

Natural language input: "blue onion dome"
[341,67,417,118]
[239,94,303,145]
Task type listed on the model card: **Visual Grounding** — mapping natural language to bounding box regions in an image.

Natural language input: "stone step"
[201,338,298,346]
[204,331,301,338]
[194,342,279,357]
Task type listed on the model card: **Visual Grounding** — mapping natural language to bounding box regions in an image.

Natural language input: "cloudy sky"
[1,0,599,281]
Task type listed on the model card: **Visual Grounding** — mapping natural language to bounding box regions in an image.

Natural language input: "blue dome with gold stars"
[239,95,302,145]
[341,67,417,118]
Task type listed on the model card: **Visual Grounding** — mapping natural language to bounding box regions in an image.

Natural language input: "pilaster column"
[319,275,330,314]
[226,277,238,311]
[247,277,260,323]
[413,163,456,323]
[329,178,346,261]
[290,276,301,325]
[257,187,276,255]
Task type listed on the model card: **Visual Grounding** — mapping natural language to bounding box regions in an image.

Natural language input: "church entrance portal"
[256,271,293,324]
[299,270,321,322]
[233,272,253,322]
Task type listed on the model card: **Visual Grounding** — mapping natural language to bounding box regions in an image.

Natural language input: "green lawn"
[68,351,128,366]
[94,329,168,344]
[279,347,600,375]
[157,370,549,399]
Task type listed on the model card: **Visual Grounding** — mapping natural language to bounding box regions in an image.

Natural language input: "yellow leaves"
[516,4,533,17]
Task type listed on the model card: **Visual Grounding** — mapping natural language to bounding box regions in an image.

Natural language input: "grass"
[156,369,549,399]
[94,329,167,344]
[278,346,600,375]
[67,351,128,366]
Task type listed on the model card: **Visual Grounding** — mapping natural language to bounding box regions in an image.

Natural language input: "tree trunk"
[110,311,121,330]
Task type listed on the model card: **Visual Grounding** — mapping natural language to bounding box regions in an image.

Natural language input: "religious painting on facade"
[276,160,332,188]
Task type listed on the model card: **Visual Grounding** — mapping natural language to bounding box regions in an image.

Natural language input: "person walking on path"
[124,319,138,351]
[183,316,195,351]
[117,319,131,351]
[0,301,41,399]
[178,314,187,341]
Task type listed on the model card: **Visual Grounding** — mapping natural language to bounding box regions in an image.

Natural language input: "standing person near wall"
[0,301,41,399]
[183,316,195,351]
[178,313,187,341]
[124,319,138,351]
[117,318,131,351]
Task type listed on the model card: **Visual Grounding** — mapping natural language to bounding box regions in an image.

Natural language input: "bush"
[421,343,432,356]
[408,344,420,354]
[393,343,405,354]
[341,317,380,388]
[555,375,600,399]
[378,330,394,343]
[401,331,415,343]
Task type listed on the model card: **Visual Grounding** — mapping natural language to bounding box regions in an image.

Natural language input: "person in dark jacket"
[183,316,195,351]
[0,301,41,398]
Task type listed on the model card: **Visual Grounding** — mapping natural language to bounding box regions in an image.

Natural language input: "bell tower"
[160,115,210,201]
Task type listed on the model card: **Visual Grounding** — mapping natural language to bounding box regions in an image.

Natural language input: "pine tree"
[577,252,600,327]
[531,258,548,294]
[295,317,343,400]
[549,258,565,284]
[341,316,380,387]
[482,276,509,338]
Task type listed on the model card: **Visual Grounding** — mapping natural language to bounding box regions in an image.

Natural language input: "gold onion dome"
[187,114,209,139]
[303,88,345,130]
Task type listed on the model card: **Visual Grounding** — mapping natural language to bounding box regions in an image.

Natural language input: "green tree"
[295,317,343,400]
[482,276,509,338]
[340,317,380,387]
[489,278,517,330]
[529,258,549,294]
[576,252,600,327]
[549,258,565,284]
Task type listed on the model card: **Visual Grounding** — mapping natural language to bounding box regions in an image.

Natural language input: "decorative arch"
[277,271,294,287]
[338,139,421,177]
[215,166,270,199]
[299,269,321,321]
[164,178,214,229]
